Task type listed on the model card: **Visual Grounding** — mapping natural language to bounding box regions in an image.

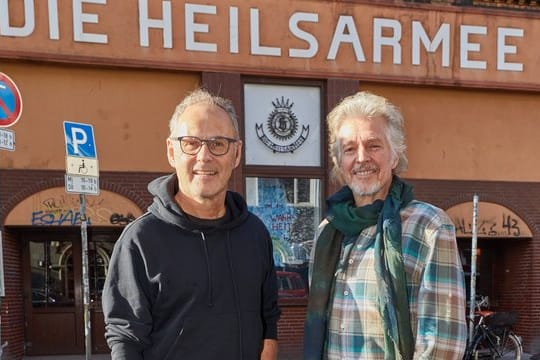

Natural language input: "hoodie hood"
[147,173,250,232]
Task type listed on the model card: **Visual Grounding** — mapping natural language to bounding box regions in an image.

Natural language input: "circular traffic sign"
[0,72,23,128]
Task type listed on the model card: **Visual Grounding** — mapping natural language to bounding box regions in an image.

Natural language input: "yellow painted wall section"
[361,83,540,182]
[2,61,539,182]
[0,61,199,172]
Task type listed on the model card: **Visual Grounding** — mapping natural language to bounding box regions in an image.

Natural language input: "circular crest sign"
[0,72,23,128]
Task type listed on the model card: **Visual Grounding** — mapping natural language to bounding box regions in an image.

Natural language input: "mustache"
[352,163,378,174]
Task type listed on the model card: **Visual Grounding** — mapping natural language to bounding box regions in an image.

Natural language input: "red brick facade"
[277,299,308,360]
[1,230,24,360]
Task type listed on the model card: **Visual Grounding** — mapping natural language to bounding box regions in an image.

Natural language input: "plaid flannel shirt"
[309,200,467,360]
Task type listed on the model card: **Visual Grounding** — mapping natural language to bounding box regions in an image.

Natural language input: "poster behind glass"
[247,177,321,299]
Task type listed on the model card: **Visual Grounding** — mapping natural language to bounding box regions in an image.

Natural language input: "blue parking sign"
[63,121,97,158]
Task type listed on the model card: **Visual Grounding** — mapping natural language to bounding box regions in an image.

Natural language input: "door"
[88,233,116,353]
[22,228,119,355]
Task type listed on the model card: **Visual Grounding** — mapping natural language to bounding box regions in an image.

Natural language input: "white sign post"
[63,121,99,360]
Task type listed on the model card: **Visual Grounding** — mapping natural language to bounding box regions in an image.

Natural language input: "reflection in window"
[247,177,321,298]
[246,176,321,267]
[89,239,114,302]
[30,240,74,307]
[30,237,115,306]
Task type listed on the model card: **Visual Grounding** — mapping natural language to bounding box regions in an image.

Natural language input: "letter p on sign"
[63,121,97,159]
[71,127,87,155]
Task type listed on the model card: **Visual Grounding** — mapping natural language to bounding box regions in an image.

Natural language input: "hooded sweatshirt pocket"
[157,312,241,360]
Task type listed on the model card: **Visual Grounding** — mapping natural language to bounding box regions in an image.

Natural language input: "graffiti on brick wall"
[5,188,142,226]
[454,214,522,237]
[446,201,531,238]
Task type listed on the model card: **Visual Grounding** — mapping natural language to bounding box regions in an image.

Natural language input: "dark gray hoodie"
[103,174,280,360]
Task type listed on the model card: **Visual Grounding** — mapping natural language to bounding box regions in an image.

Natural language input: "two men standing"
[103,88,466,359]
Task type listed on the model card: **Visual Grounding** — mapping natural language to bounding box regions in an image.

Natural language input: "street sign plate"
[0,128,15,151]
[65,174,100,195]
[63,121,97,158]
[66,156,99,177]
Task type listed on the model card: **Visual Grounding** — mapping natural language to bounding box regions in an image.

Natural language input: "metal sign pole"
[0,231,5,359]
[80,194,92,359]
[0,255,5,359]
[468,194,479,343]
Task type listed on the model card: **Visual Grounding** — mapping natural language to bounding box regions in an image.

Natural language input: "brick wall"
[278,299,307,360]
[1,230,24,360]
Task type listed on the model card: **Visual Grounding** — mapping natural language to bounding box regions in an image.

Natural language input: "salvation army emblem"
[256,96,309,153]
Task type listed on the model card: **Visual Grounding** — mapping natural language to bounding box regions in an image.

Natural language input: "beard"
[347,163,384,198]
[349,180,383,199]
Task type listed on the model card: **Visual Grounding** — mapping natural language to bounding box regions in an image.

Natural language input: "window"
[88,237,114,302]
[246,176,321,268]
[30,240,74,307]
[29,234,115,306]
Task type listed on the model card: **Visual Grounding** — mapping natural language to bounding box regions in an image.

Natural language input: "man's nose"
[196,142,213,159]
[356,146,370,162]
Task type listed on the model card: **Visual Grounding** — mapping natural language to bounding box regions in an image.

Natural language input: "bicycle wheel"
[471,331,522,359]
[495,332,522,360]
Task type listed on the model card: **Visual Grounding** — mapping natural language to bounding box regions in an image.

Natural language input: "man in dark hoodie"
[102,88,281,360]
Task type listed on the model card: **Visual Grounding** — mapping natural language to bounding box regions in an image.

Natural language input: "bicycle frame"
[464,312,522,359]
[475,324,509,357]
[464,295,522,360]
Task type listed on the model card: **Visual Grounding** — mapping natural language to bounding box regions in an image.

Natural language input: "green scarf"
[304,176,414,360]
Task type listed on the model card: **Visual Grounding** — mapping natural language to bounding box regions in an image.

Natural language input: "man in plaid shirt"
[304,92,467,360]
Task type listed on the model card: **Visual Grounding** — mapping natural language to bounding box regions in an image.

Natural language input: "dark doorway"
[20,227,121,355]
[458,237,528,310]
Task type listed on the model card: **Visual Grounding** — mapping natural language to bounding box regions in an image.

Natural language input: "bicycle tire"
[471,331,522,359]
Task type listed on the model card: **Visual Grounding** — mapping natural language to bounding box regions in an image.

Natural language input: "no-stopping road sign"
[0,72,23,128]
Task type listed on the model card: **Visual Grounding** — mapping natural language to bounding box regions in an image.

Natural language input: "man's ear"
[166,138,176,168]
[233,140,243,168]
[391,152,399,170]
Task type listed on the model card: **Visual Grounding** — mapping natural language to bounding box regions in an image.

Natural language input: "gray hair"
[327,91,408,184]
[169,88,239,137]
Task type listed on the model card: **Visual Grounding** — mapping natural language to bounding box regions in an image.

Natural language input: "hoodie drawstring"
[200,232,214,307]
[226,231,244,360]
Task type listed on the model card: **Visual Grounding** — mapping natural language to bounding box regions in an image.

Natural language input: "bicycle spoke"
[494,332,521,359]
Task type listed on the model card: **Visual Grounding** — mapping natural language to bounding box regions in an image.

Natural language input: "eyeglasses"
[172,136,238,156]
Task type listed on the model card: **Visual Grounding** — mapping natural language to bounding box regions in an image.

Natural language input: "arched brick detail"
[0,169,167,225]
[407,178,540,238]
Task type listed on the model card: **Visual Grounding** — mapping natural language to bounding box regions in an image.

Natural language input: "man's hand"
[260,339,278,360]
